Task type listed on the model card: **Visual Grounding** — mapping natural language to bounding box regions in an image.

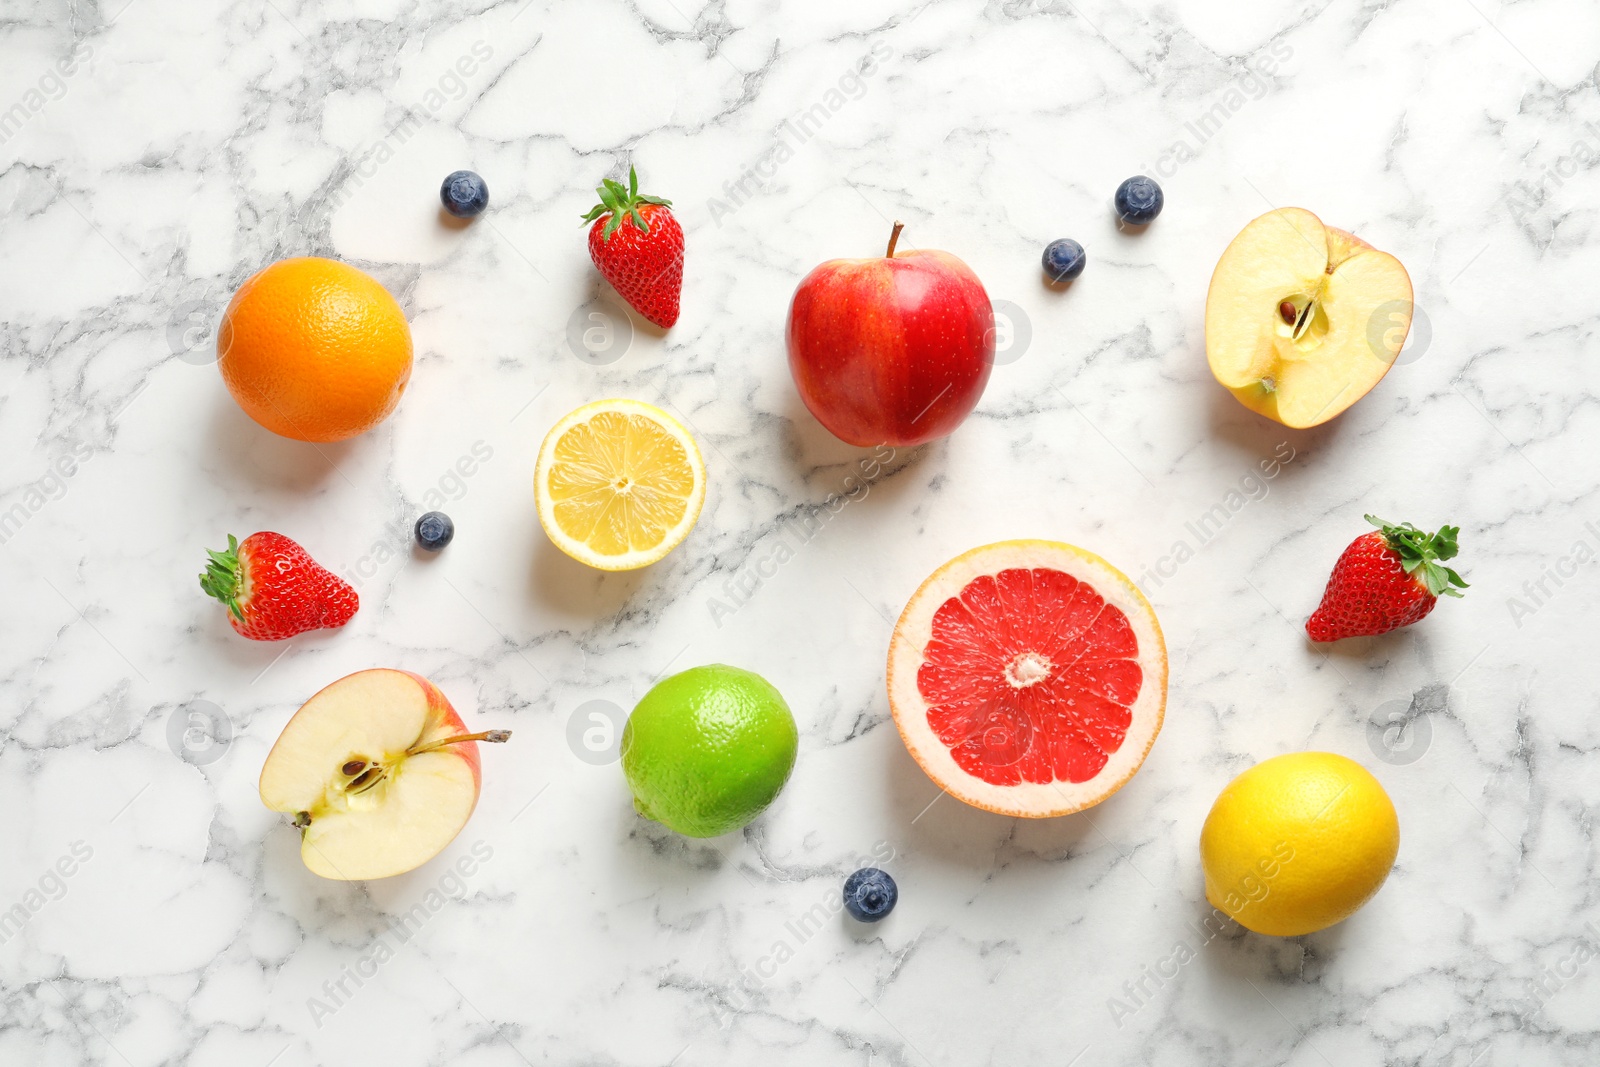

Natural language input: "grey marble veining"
[2,1,1598,1064]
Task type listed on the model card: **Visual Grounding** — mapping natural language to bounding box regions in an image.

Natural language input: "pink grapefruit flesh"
[888,541,1167,818]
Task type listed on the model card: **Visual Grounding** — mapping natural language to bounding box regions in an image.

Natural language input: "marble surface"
[3,1,1599,1064]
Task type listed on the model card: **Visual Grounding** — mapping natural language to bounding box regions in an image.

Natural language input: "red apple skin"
[406,670,483,793]
[786,248,995,447]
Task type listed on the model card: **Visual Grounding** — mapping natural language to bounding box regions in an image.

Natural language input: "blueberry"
[843,867,898,923]
[415,511,455,551]
[440,170,488,217]
[1114,175,1163,225]
[1042,238,1086,282]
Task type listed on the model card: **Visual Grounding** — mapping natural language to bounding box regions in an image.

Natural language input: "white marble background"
[2,0,1598,1063]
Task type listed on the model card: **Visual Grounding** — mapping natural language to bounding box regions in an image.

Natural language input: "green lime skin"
[621,664,798,838]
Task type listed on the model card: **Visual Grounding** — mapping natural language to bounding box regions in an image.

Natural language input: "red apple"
[259,669,510,880]
[786,222,995,447]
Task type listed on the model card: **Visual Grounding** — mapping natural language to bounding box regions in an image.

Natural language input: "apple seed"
[1292,300,1317,341]
[341,759,366,776]
[348,767,385,793]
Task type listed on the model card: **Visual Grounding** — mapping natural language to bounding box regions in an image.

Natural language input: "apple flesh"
[259,669,509,880]
[786,222,995,447]
[1205,207,1412,428]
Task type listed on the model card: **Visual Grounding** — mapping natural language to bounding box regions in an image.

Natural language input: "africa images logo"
[1106,841,1294,1028]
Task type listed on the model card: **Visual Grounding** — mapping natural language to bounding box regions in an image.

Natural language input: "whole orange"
[217,257,413,442]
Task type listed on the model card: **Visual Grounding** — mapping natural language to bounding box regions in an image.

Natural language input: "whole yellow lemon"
[1199,752,1399,936]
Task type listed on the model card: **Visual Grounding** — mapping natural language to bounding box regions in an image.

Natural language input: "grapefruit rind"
[887,540,1167,818]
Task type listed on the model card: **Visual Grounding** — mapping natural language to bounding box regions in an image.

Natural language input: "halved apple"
[1205,207,1412,428]
[259,669,509,880]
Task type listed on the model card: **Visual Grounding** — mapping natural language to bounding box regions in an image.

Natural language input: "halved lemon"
[535,399,706,571]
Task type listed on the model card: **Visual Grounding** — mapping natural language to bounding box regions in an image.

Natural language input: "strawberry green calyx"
[199,534,246,621]
[580,166,672,241]
[1365,515,1468,599]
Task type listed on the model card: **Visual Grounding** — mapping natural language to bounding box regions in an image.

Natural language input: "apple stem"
[406,729,513,757]
[886,220,904,258]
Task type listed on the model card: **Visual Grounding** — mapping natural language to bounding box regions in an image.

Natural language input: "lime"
[1200,752,1399,936]
[621,665,798,837]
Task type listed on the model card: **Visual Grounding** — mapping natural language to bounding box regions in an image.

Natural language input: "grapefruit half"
[887,540,1167,818]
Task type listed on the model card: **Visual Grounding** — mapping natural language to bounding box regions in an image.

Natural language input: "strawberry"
[582,166,682,328]
[1306,515,1467,642]
[199,532,358,641]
